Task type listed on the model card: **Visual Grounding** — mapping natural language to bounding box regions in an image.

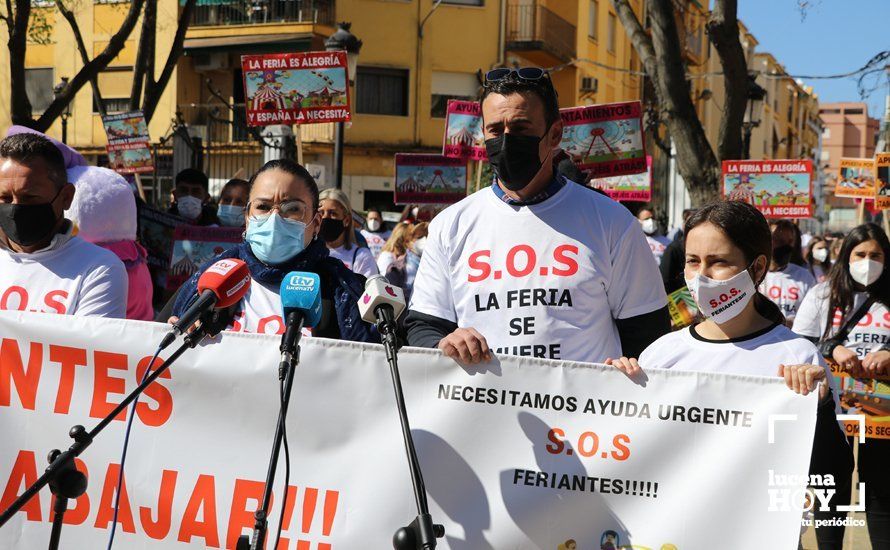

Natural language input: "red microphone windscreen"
[197,259,251,307]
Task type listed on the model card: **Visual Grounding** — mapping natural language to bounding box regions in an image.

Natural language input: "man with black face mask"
[0,133,128,317]
[405,68,670,363]
[759,219,815,325]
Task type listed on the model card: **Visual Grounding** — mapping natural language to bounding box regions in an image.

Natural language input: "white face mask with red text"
[685,266,757,324]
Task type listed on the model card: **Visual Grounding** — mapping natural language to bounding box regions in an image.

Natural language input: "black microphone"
[356,275,445,548]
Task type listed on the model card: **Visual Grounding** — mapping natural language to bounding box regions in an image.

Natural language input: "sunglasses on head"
[484,67,549,85]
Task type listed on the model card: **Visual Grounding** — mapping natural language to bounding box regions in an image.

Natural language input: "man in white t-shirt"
[406,69,670,363]
[637,206,671,266]
[0,133,127,318]
[760,220,816,324]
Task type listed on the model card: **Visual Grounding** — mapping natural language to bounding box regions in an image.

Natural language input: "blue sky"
[737,0,889,118]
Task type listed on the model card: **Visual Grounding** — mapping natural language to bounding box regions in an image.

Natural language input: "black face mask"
[484,130,548,191]
[0,189,62,247]
[319,218,346,243]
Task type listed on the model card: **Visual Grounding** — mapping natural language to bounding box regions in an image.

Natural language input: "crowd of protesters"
[1,68,888,549]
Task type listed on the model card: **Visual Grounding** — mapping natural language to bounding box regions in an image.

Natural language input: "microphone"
[358,274,406,328]
[160,259,251,350]
[356,280,444,546]
[278,272,322,367]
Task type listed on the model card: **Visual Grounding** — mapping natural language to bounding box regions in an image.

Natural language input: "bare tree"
[1,0,146,131]
[611,0,749,205]
[129,0,197,123]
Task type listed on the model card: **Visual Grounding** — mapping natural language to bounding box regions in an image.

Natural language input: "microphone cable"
[106,343,162,550]
[274,365,292,547]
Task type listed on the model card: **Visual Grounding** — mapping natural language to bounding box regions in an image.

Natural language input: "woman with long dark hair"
[794,223,890,546]
[609,201,853,549]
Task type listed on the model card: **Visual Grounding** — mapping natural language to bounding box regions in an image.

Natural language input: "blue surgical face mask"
[245,213,307,265]
[217,204,246,227]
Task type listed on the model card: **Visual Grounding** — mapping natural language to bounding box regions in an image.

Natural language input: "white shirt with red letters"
[0,229,127,318]
[759,263,816,322]
[410,180,667,363]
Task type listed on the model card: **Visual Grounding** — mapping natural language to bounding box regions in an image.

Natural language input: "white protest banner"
[0,312,818,549]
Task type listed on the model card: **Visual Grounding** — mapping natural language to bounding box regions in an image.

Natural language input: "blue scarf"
[172,239,377,343]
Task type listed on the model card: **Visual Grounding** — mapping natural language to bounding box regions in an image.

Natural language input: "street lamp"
[53,77,72,145]
[325,22,363,190]
[742,75,767,160]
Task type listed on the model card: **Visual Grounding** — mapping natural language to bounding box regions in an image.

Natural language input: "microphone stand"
[375,305,444,550]
[238,311,303,550]
[0,317,218,548]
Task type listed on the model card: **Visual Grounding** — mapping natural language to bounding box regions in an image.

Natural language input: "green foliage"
[28,7,54,45]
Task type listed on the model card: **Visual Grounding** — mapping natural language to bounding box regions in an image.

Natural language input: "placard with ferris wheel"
[241,51,351,126]
[559,101,647,178]
[722,160,813,219]
[393,153,468,205]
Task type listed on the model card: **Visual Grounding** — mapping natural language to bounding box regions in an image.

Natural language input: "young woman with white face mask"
[805,237,832,283]
[608,201,852,549]
[792,223,890,547]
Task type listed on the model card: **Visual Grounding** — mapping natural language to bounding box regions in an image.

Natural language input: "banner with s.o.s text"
[0,312,819,549]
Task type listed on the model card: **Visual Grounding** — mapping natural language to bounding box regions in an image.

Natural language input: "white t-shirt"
[792,282,890,359]
[640,322,839,409]
[360,229,391,259]
[759,263,817,322]
[327,244,379,278]
[0,233,128,318]
[645,234,671,265]
[224,277,312,337]
[409,179,667,363]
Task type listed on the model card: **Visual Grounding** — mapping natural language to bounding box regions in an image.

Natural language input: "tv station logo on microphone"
[286,274,317,292]
[207,259,240,275]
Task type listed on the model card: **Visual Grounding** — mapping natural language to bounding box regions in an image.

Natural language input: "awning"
[183,33,314,55]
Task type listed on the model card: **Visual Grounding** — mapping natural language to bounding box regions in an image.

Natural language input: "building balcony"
[505,2,577,64]
[190,0,334,28]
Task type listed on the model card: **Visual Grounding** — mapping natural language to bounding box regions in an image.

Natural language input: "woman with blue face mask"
[216,178,249,227]
[160,159,377,343]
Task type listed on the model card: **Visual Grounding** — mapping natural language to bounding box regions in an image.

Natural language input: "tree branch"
[611,0,658,86]
[33,0,146,131]
[142,0,195,122]
[612,0,720,205]
[8,0,32,125]
[57,0,106,117]
[129,0,152,110]
[706,0,748,161]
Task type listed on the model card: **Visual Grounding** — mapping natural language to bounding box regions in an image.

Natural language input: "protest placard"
[1,311,820,549]
[166,225,243,290]
[394,154,467,205]
[829,363,890,440]
[835,158,877,199]
[589,155,652,201]
[876,153,890,210]
[241,52,350,127]
[667,286,698,330]
[136,203,185,304]
[102,111,154,174]
[442,100,485,161]
[559,101,646,178]
[722,160,813,218]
